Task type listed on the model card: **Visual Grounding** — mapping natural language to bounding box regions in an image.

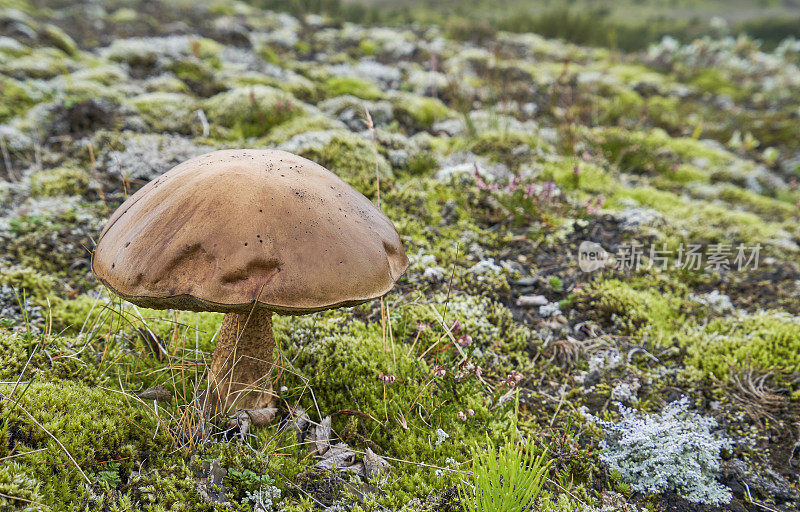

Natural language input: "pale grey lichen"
[538,302,562,318]
[243,485,283,512]
[434,428,449,446]
[689,290,734,313]
[597,398,732,505]
[102,133,212,182]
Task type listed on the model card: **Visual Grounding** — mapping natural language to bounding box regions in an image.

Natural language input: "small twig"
[9,346,38,399]
[0,134,16,181]
[87,141,106,203]
[0,447,48,463]
[195,109,210,138]
[365,107,380,208]
[0,491,47,508]
[743,481,782,512]
[549,388,566,427]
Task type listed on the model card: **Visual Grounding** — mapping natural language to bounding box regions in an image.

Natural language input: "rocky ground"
[0,0,799,511]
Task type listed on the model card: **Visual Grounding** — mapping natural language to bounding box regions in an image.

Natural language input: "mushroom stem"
[209,309,276,417]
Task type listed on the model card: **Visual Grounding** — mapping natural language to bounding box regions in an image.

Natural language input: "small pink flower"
[457,411,467,421]
[378,372,396,384]
[505,371,523,388]
[467,408,475,416]
[457,334,473,347]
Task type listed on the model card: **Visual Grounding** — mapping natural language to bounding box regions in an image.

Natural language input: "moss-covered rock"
[38,23,78,56]
[128,92,199,134]
[390,92,454,132]
[0,78,35,121]
[29,166,90,198]
[203,85,305,139]
[264,114,345,145]
[321,76,383,100]
[2,48,72,79]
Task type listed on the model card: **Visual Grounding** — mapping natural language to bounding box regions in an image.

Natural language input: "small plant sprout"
[461,437,551,512]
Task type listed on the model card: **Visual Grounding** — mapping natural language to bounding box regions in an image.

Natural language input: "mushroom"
[92,149,408,420]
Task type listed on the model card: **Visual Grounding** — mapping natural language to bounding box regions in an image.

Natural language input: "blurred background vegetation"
[242,0,800,50]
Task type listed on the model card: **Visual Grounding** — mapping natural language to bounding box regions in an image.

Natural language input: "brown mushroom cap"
[92,149,409,314]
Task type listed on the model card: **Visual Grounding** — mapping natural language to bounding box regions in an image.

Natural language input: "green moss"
[403,151,438,177]
[278,308,517,507]
[2,208,100,286]
[391,92,453,131]
[609,186,783,246]
[167,59,222,97]
[288,130,392,197]
[226,72,319,103]
[714,184,797,220]
[578,277,688,338]
[128,92,199,133]
[203,85,305,139]
[690,68,743,100]
[70,64,128,87]
[3,48,71,79]
[681,311,800,380]
[0,264,57,301]
[458,130,546,170]
[109,7,137,23]
[39,23,79,56]
[358,39,380,56]
[535,492,595,511]
[322,76,383,100]
[590,126,730,181]
[264,115,343,145]
[0,381,166,510]
[0,38,30,59]
[0,331,111,384]
[0,462,45,512]
[105,459,218,512]
[0,78,35,121]
[257,44,281,65]
[596,87,645,125]
[50,293,224,353]
[542,158,616,195]
[143,74,191,94]
[29,166,90,198]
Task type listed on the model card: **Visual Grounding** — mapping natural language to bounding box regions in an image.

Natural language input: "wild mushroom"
[92,149,408,421]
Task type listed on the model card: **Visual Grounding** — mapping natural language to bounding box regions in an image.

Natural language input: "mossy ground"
[1,0,799,510]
